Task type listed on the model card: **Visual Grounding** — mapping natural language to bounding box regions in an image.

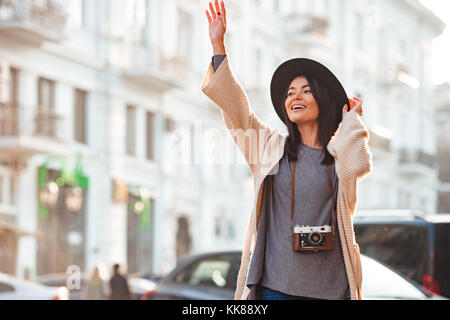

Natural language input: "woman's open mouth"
[291,104,307,112]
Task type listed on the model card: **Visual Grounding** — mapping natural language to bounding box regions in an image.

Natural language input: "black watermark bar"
[1,299,447,319]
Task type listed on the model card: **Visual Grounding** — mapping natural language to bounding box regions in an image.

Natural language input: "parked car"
[354,209,450,298]
[37,273,86,300]
[130,270,165,284]
[142,250,444,300]
[361,254,444,299]
[0,272,68,300]
[128,277,158,299]
[37,272,157,300]
[142,251,239,300]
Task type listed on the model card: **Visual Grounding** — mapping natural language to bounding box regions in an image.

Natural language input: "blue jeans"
[260,286,323,300]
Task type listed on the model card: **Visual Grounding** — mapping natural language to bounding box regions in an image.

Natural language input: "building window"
[130,0,149,45]
[37,77,56,137]
[355,13,364,52]
[74,89,87,144]
[9,172,14,207]
[0,169,14,208]
[126,105,136,156]
[399,38,408,65]
[215,214,224,237]
[399,190,411,209]
[176,216,192,260]
[146,111,154,160]
[165,117,175,132]
[273,0,280,12]
[190,124,196,164]
[215,210,235,241]
[0,175,3,205]
[68,0,86,29]
[252,47,262,86]
[38,78,54,109]
[227,220,235,240]
[177,9,192,66]
[9,68,18,108]
[0,61,8,104]
[0,64,19,136]
[0,62,18,106]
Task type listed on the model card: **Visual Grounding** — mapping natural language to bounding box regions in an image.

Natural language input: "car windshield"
[174,255,238,289]
[362,256,427,299]
[355,224,429,281]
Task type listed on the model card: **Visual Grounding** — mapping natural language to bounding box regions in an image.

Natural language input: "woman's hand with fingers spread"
[205,0,227,47]
[342,97,364,118]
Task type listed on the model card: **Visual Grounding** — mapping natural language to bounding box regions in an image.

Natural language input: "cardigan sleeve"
[201,55,279,175]
[326,107,373,211]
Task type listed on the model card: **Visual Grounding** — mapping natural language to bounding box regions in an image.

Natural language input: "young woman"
[203,0,372,300]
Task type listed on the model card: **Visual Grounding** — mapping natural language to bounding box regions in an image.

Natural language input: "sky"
[419,0,450,85]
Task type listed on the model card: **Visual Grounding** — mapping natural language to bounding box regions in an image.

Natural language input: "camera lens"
[308,232,323,245]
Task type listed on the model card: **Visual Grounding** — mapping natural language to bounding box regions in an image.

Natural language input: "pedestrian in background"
[109,263,131,300]
[85,263,110,300]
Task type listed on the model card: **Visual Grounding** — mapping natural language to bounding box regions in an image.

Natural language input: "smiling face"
[284,76,320,125]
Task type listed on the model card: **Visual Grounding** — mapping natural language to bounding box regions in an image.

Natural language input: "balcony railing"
[0,103,64,140]
[0,103,68,159]
[368,131,391,153]
[121,44,185,92]
[0,0,66,44]
[284,13,329,46]
[399,148,438,170]
[368,125,393,153]
[378,58,420,90]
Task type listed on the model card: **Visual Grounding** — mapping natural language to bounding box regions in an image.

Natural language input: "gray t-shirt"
[212,55,227,72]
[246,144,349,300]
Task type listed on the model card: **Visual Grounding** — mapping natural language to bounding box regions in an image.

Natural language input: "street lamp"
[39,181,59,210]
[65,186,83,213]
[133,201,145,214]
[132,186,151,215]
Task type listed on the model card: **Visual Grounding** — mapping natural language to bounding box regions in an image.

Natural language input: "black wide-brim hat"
[270,58,349,124]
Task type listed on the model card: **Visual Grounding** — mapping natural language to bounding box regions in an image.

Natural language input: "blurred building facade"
[0,0,445,279]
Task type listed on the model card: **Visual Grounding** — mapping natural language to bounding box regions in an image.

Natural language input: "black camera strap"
[290,160,336,237]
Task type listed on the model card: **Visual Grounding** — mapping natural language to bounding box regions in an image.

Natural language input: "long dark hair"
[281,74,342,166]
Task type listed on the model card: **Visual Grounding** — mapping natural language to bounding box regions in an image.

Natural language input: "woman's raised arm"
[206,0,227,56]
[202,1,284,176]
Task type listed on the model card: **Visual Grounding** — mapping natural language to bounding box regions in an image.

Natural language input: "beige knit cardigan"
[201,56,373,300]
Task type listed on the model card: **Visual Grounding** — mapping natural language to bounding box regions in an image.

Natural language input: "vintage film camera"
[292,225,334,253]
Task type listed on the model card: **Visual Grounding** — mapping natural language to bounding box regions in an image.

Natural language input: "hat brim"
[270,58,349,124]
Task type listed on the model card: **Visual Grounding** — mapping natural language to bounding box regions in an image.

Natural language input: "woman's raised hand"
[205,0,227,54]
[343,97,364,118]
